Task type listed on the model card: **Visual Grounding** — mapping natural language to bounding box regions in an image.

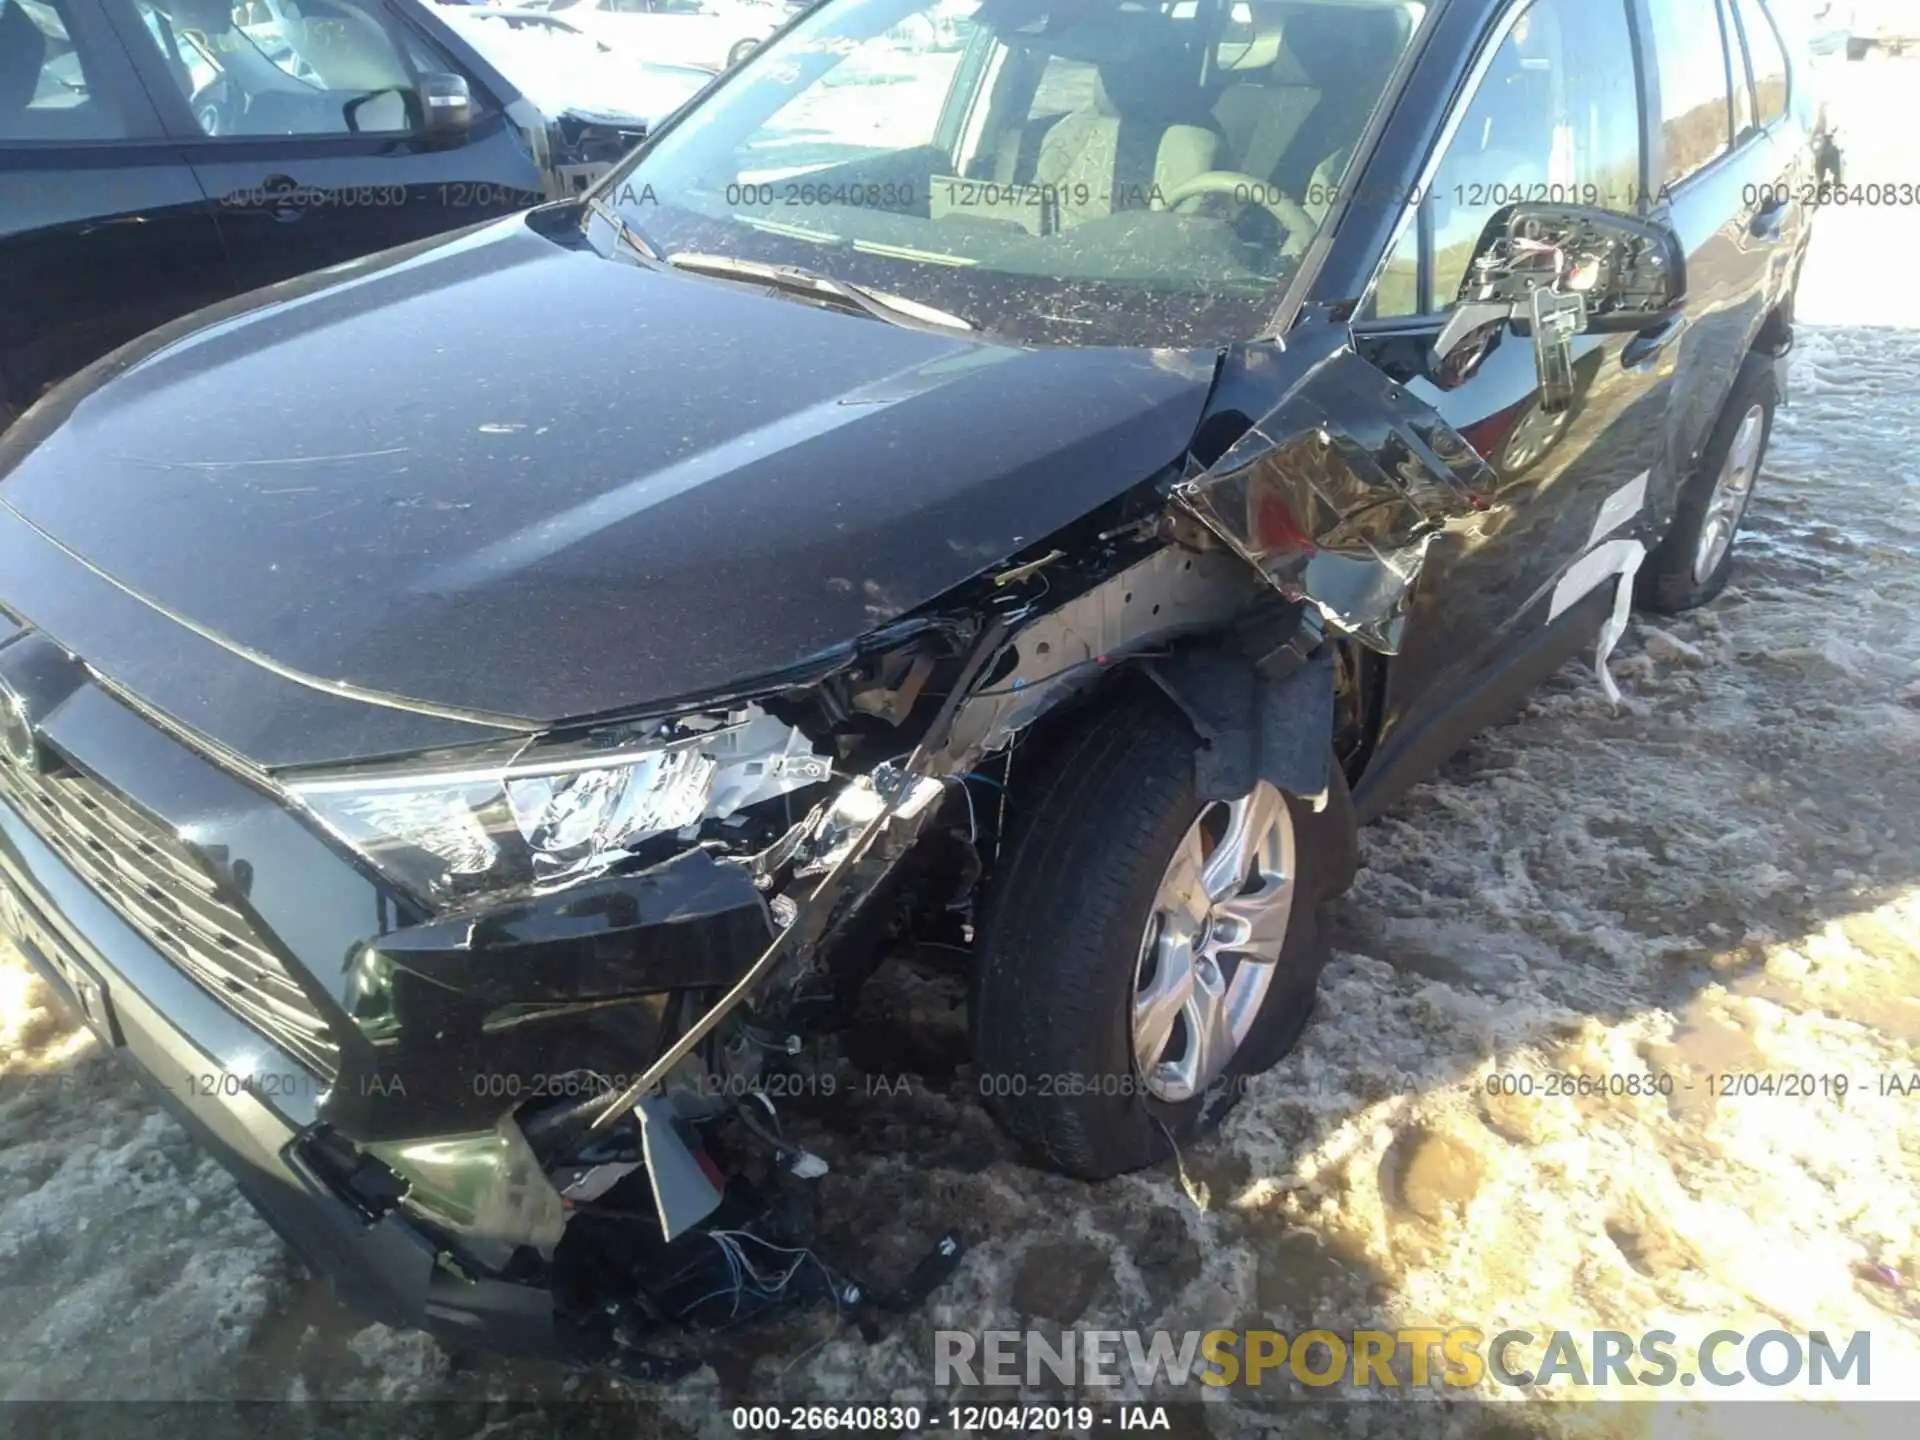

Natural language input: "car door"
[0,0,231,425]
[1633,0,1789,534]
[1726,0,1813,317]
[1337,0,1675,802]
[1728,0,1816,274]
[101,0,543,294]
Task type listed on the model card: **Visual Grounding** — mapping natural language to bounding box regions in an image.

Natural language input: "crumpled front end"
[0,306,1511,1371]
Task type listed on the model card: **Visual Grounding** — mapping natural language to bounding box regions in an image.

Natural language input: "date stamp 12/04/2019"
[1484,1069,1920,1101]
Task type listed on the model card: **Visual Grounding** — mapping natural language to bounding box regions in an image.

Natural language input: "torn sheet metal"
[1172,327,1496,653]
[362,846,774,1003]
[584,621,1014,1132]
[940,546,1253,759]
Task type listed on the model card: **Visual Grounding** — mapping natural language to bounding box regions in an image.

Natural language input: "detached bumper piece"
[0,619,969,1360]
[317,847,776,1144]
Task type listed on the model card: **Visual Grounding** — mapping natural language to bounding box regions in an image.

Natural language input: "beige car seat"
[1023,15,1225,229]
[1210,3,1322,191]
[1264,3,1408,220]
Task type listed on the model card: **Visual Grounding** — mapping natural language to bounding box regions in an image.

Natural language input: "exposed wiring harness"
[681,1229,842,1326]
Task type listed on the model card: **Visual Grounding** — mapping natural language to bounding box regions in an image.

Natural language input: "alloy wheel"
[1132,781,1296,1102]
[1692,403,1766,585]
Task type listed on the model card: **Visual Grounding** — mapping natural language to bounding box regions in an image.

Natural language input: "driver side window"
[132,0,421,137]
[1373,0,1643,317]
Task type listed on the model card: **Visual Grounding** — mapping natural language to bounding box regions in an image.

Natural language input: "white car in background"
[546,0,790,70]
[440,7,717,130]
[1837,0,1918,57]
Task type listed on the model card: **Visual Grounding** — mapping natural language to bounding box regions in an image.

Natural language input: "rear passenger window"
[0,0,132,139]
[1647,0,1735,185]
[1729,0,1789,127]
[1376,0,1642,316]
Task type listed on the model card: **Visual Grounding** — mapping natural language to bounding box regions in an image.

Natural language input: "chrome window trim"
[1723,0,1756,137]
[1732,0,1794,125]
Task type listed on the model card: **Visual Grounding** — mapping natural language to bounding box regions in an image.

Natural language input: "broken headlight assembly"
[287,705,833,908]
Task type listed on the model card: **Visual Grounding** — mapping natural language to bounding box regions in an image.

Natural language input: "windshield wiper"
[662,252,973,335]
[585,198,667,268]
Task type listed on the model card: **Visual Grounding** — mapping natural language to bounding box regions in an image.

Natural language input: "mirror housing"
[1431,204,1687,407]
[417,73,474,136]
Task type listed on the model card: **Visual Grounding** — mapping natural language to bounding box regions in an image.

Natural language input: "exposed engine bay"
[292,535,1273,1375]
[264,316,1498,1377]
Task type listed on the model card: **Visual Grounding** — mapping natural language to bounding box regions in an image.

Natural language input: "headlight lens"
[289,707,830,906]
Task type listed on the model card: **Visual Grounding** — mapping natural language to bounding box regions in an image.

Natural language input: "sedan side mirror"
[417,73,475,136]
[1432,204,1687,408]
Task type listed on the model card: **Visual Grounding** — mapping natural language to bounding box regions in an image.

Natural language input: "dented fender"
[1173,320,1496,653]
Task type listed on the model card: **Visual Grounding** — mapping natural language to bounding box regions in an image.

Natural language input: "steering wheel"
[188,79,238,137]
[1160,171,1319,254]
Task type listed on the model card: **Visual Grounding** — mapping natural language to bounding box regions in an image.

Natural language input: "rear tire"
[971,691,1354,1180]
[1638,351,1776,614]
[727,39,759,66]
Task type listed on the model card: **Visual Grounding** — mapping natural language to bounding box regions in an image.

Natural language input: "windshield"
[597,0,1426,346]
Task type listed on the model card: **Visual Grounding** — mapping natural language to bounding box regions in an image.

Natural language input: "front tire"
[727,39,759,67]
[1638,350,1776,614]
[972,693,1352,1180]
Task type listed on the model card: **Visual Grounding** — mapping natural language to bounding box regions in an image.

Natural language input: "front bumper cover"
[0,619,773,1356]
[0,788,565,1356]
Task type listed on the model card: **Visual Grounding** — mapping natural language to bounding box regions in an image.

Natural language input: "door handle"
[259,174,309,224]
[1748,196,1788,243]
[1622,313,1689,372]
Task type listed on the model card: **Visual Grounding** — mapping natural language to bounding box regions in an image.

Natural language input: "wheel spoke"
[1132,778,1299,1103]
[1157,826,1212,930]
[1210,874,1296,957]
[1692,405,1765,584]
[1181,957,1234,1093]
[1200,782,1283,904]
[1728,407,1765,479]
[1133,928,1194,1067]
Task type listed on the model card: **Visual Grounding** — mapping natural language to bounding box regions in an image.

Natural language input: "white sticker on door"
[1587,468,1649,549]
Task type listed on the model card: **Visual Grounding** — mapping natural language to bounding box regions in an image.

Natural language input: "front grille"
[0,749,339,1078]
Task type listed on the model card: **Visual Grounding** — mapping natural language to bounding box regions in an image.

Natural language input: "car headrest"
[170,0,237,31]
[1041,10,1205,122]
[1282,3,1401,84]
[1094,47,1206,123]
[0,1,50,114]
[1041,7,1183,67]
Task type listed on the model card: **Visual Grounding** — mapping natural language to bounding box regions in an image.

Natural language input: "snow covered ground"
[2,47,1918,1439]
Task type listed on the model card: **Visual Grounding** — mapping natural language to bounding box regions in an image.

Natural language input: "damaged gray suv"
[0,0,1816,1372]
